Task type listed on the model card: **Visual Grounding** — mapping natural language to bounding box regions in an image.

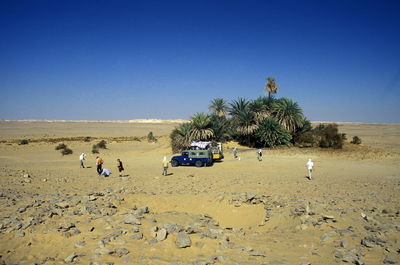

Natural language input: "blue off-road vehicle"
[170,149,213,167]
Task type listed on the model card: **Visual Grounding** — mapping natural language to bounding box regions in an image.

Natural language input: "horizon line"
[1,119,399,125]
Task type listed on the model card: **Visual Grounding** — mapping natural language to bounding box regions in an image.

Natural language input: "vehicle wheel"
[171,159,179,167]
[195,160,203,167]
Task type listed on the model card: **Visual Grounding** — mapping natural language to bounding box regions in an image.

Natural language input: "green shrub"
[147,132,157,143]
[255,117,292,148]
[19,139,29,145]
[351,136,362,145]
[61,148,73,155]
[55,143,67,150]
[83,136,91,142]
[170,123,191,153]
[294,123,344,149]
[315,123,343,149]
[96,140,107,149]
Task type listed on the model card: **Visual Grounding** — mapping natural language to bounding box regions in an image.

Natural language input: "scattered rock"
[130,233,143,240]
[383,256,398,264]
[114,248,130,257]
[156,228,167,241]
[64,252,78,263]
[124,215,141,225]
[175,232,191,248]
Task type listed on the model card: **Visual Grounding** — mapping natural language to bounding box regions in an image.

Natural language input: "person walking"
[306,158,314,180]
[162,156,169,176]
[117,159,124,177]
[232,147,238,159]
[257,149,262,161]
[79,153,86,168]
[96,156,104,175]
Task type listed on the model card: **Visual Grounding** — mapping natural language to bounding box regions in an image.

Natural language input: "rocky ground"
[0,122,399,265]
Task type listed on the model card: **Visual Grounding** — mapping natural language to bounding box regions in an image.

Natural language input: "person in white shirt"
[306,158,314,180]
[101,168,111,177]
[79,153,86,168]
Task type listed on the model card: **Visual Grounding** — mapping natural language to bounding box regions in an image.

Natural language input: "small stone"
[320,231,336,242]
[98,248,113,255]
[114,248,129,257]
[248,250,266,257]
[64,252,78,263]
[98,240,106,248]
[340,240,349,248]
[130,233,143,240]
[131,226,140,233]
[175,232,191,248]
[156,228,167,241]
[75,241,86,248]
[383,256,398,264]
[124,215,141,225]
[55,201,70,208]
[322,214,335,220]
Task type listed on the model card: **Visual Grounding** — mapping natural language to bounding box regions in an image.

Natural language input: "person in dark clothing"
[117,159,124,177]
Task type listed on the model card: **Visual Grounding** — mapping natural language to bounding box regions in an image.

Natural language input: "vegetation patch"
[170,77,347,153]
[19,139,29,145]
[55,143,73,155]
[55,143,67,150]
[147,132,157,143]
[351,136,362,145]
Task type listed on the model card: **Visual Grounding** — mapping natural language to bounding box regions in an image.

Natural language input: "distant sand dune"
[0,119,188,124]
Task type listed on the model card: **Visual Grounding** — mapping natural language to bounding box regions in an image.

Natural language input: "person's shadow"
[86,166,92,168]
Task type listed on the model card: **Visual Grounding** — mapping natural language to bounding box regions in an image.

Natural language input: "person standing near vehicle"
[117,159,124,177]
[306,158,314,180]
[79,153,86,168]
[233,147,238,159]
[162,156,169,176]
[257,149,262,161]
[96,156,104,175]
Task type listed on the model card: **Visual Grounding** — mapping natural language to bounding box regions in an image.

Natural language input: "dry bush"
[55,143,67,150]
[133,136,141,142]
[61,147,73,155]
[96,140,107,149]
[83,136,91,142]
[19,139,29,145]
[351,136,362,145]
[147,132,157,143]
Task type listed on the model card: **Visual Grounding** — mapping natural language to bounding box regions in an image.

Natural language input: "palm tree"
[170,122,192,153]
[189,112,214,141]
[229,98,250,117]
[255,117,292,147]
[272,97,304,132]
[249,97,272,124]
[265,77,279,99]
[232,111,258,146]
[210,115,232,142]
[209,98,228,117]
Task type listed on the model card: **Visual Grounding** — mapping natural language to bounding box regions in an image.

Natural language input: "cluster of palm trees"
[170,77,309,153]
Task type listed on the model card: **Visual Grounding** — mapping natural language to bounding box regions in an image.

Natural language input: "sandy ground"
[0,122,399,265]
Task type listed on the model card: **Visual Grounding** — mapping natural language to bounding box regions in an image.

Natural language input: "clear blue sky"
[1,0,399,122]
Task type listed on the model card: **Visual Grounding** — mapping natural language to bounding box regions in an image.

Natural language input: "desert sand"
[0,121,399,265]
